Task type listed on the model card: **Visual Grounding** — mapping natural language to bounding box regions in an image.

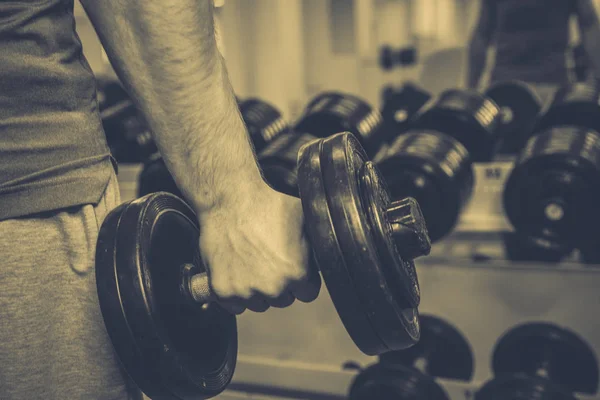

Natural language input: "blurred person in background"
[466,0,600,107]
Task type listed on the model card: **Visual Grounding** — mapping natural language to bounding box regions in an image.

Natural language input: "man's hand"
[198,185,321,314]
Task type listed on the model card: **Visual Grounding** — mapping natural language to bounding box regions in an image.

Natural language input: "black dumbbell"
[96,77,129,112]
[535,80,600,134]
[503,82,600,259]
[348,315,473,400]
[484,81,542,155]
[501,232,574,264]
[101,97,156,164]
[579,243,600,265]
[96,132,431,400]
[502,126,600,262]
[381,83,432,139]
[476,322,599,400]
[380,46,396,71]
[259,91,387,196]
[375,83,544,242]
[97,78,158,164]
[349,315,473,400]
[379,46,418,71]
[138,97,291,198]
[375,89,503,242]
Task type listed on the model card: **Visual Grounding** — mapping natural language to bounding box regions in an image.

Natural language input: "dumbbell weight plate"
[501,232,574,263]
[379,314,474,381]
[503,127,600,246]
[375,131,474,242]
[96,78,129,112]
[536,81,600,134]
[259,132,319,197]
[138,155,183,198]
[412,89,502,162]
[493,322,599,394]
[238,98,290,153]
[379,45,395,71]
[297,92,386,156]
[485,80,542,155]
[381,83,432,139]
[305,133,420,351]
[296,139,388,355]
[348,363,450,400]
[95,193,237,400]
[579,242,600,264]
[475,374,577,400]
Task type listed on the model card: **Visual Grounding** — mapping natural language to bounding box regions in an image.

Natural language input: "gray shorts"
[0,170,141,400]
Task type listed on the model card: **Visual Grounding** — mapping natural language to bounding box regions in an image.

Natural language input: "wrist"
[192,168,269,219]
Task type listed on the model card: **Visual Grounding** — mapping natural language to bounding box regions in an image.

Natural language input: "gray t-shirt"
[0,0,114,220]
[490,0,575,85]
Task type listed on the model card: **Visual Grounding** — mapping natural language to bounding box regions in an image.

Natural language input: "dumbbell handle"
[184,197,430,305]
[188,272,214,303]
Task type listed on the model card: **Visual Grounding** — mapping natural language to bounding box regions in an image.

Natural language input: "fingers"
[206,247,321,313]
[264,292,295,308]
[289,255,322,303]
[246,295,270,313]
[215,292,293,314]
[218,301,247,315]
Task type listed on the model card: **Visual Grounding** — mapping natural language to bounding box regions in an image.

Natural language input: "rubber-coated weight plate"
[297,137,387,356]
[297,92,386,156]
[379,46,395,70]
[580,241,600,265]
[413,89,502,161]
[380,314,474,381]
[503,127,600,246]
[485,80,542,155]
[492,322,599,394]
[376,131,474,242]
[97,78,129,112]
[475,374,577,400]
[359,163,422,308]
[381,83,432,140]
[258,132,319,197]
[239,98,289,153]
[96,193,237,399]
[349,363,450,400]
[502,232,574,263]
[536,81,600,134]
[138,155,183,198]
[318,132,420,351]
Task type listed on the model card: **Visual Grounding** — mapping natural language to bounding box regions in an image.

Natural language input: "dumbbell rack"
[116,163,600,400]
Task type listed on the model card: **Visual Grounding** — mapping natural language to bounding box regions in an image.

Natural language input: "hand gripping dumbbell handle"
[185,197,431,304]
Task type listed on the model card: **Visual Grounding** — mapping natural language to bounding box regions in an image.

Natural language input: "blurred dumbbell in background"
[96,78,157,164]
[258,91,387,196]
[476,322,598,400]
[380,82,432,140]
[374,83,542,243]
[503,81,600,263]
[348,315,474,400]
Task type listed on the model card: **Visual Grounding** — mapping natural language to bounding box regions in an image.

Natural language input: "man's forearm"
[80,0,263,214]
[467,37,488,89]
